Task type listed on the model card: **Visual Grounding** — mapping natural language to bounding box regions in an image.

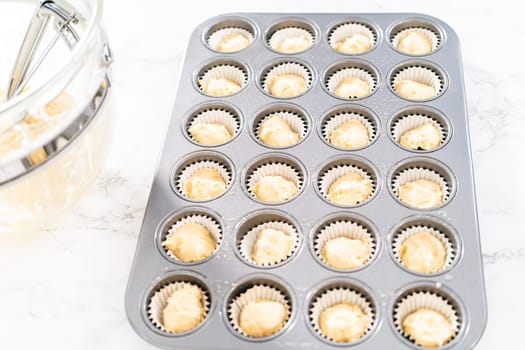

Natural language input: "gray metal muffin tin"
[125,13,487,349]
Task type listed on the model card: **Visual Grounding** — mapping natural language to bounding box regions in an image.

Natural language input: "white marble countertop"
[1,0,523,348]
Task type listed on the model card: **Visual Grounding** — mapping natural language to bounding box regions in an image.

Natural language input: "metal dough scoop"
[0,0,113,184]
[6,0,79,100]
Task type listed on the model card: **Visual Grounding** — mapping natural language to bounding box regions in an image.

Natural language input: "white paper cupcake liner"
[247,162,303,201]
[228,284,291,337]
[314,220,375,268]
[162,214,223,262]
[392,167,450,205]
[326,68,376,99]
[188,108,240,143]
[392,225,455,274]
[147,281,210,333]
[329,22,376,53]
[392,27,440,54]
[262,62,312,95]
[318,164,375,204]
[310,287,374,342]
[176,160,232,199]
[207,27,254,52]
[255,111,307,143]
[322,112,375,147]
[394,291,460,346]
[391,113,445,147]
[198,64,247,95]
[392,66,443,98]
[268,27,314,53]
[239,220,299,266]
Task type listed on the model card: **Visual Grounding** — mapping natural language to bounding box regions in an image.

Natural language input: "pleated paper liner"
[162,213,223,263]
[325,66,377,99]
[227,284,292,339]
[254,109,307,148]
[207,27,254,53]
[246,160,304,204]
[175,158,232,201]
[309,286,375,344]
[268,27,314,54]
[391,27,440,55]
[318,164,376,206]
[197,63,248,97]
[147,280,210,334]
[392,224,455,274]
[391,65,444,100]
[328,22,376,54]
[186,106,241,146]
[392,166,450,208]
[321,111,376,150]
[391,113,445,151]
[261,61,313,98]
[239,220,299,267]
[313,219,376,270]
[394,289,461,347]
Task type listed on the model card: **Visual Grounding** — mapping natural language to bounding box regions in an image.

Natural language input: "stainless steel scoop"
[6,0,79,100]
[0,0,113,184]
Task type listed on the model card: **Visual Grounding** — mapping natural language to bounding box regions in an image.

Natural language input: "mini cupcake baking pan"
[126,13,487,349]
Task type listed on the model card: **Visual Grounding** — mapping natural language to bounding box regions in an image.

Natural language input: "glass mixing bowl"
[0,0,113,233]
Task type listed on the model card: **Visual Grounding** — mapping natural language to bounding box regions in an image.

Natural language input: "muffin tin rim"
[303,277,381,347]
[324,17,382,57]
[387,104,453,154]
[141,269,215,337]
[388,281,467,349]
[386,214,463,277]
[263,16,320,55]
[314,154,382,209]
[386,16,447,57]
[257,57,316,100]
[387,156,458,211]
[241,151,309,206]
[222,273,298,342]
[170,150,236,203]
[232,208,304,269]
[155,206,226,266]
[308,211,382,273]
[250,102,312,150]
[387,59,450,102]
[321,58,382,101]
[192,56,252,98]
[317,103,382,152]
[182,100,245,148]
[201,15,259,54]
